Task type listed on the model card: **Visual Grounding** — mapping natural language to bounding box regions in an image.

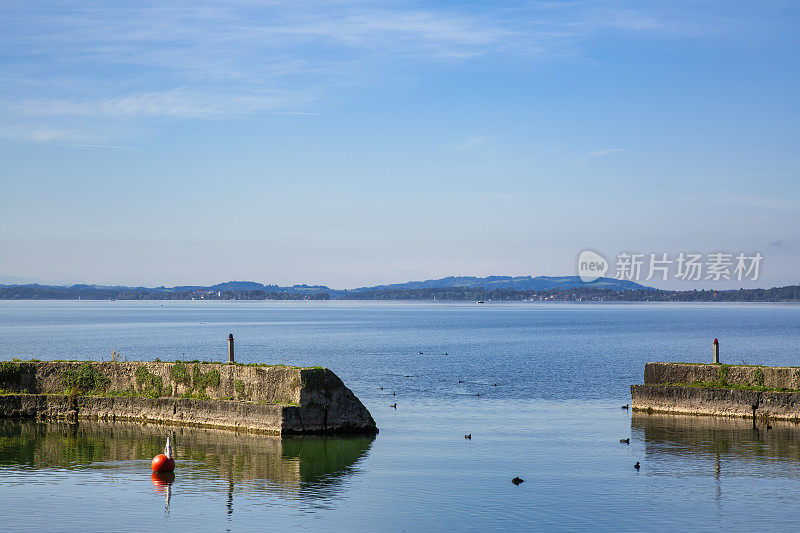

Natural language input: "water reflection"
[151,472,174,516]
[0,419,375,515]
[632,412,800,464]
[631,412,800,515]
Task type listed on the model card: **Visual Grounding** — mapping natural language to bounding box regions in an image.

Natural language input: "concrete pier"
[0,360,377,435]
[632,362,800,422]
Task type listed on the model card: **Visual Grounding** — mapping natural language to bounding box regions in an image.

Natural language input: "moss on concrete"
[170,361,190,385]
[0,361,34,387]
[134,366,164,397]
[62,362,110,395]
[664,381,800,393]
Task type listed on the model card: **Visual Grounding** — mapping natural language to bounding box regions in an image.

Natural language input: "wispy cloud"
[59,144,143,151]
[11,89,312,118]
[586,148,627,158]
[717,195,800,211]
[0,127,142,149]
[0,125,97,143]
[0,123,138,146]
[446,135,492,150]
[0,1,678,138]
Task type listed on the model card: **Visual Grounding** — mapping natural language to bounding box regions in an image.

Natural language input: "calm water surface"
[1,301,800,531]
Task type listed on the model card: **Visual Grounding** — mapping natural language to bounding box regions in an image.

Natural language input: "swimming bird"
[634,462,640,470]
[512,477,524,485]
[767,424,773,430]
[458,380,464,383]
[465,434,471,440]
[405,374,411,377]
[390,403,397,408]
[476,393,480,397]
[622,404,630,410]
[620,438,630,444]
[419,352,423,355]
[379,387,384,390]
[493,383,497,386]
[393,392,396,396]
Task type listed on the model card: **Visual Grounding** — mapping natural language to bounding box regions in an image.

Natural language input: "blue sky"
[0,1,798,289]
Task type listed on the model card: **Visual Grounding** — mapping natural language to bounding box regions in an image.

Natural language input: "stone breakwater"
[632,362,800,421]
[0,361,377,434]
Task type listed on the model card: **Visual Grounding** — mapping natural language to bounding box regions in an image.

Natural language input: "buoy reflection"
[151,471,174,516]
[152,471,175,488]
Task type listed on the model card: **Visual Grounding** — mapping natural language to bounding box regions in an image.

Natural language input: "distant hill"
[1,277,798,301]
[0,275,647,300]
[345,275,649,293]
[211,281,277,292]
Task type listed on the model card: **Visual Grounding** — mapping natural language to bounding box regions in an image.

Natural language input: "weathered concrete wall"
[644,362,800,390]
[632,362,800,421]
[0,393,376,434]
[631,384,800,421]
[0,361,305,403]
[0,394,282,432]
[0,361,377,434]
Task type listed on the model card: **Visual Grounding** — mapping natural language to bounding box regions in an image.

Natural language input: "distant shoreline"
[1,284,798,302]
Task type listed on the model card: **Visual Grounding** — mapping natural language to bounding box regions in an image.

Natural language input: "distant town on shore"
[1,276,798,302]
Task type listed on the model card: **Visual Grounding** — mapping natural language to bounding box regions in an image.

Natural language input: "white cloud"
[0,125,92,143]
[586,148,627,158]
[446,136,492,150]
[11,89,312,118]
[60,144,143,151]
[0,122,142,146]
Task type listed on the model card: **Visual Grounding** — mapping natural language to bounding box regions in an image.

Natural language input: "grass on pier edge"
[5,358,326,371]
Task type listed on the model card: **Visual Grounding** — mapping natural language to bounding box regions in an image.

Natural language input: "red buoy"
[151,454,175,473]
[151,433,175,472]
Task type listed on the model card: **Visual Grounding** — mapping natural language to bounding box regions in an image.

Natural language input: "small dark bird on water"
[419,352,423,355]
[390,403,397,408]
[767,424,773,430]
[393,392,396,396]
[634,462,640,470]
[622,404,630,410]
[512,477,524,485]
[620,438,630,444]
[405,375,411,378]
[476,393,480,397]
[379,387,384,390]
[493,383,497,386]
[458,380,464,383]
[465,434,471,440]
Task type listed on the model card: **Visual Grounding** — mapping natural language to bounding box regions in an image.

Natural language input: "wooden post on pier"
[713,338,720,364]
[228,334,235,363]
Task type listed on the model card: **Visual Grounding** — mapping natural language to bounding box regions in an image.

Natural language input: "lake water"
[2,301,800,531]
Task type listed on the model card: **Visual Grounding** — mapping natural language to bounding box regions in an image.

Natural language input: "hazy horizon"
[0,272,794,293]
